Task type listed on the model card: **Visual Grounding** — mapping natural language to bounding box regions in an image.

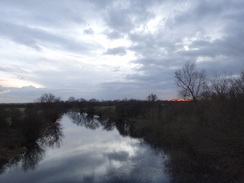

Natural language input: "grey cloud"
[0,66,32,85]
[97,80,175,100]
[129,32,178,58]
[170,1,241,28]
[0,86,47,103]
[130,57,187,69]
[193,0,244,19]
[173,1,225,25]
[0,85,96,103]
[183,32,244,59]
[102,0,155,33]
[89,0,113,9]
[83,28,94,35]
[0,20,100,53]
[104,47,127,56]
[99,81,140,92]
[105,30,124,39]
[0,0,86,27]
[105,151,129,162]
[104,9,133,33]
[0,67,12,72]
[126,66,176,91]
[32,61,100,89]
[0,66,28,74]
[97,81,146,100]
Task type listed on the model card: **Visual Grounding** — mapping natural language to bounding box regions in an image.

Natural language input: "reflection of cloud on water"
[101,144,170,183]
[0,114,170,183]
[105,151,129,162]
[43,114,170,183]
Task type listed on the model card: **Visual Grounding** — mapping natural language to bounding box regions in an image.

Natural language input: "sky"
[0,0,244,103]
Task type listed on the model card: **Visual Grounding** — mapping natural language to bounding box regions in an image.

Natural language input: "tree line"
[175,62,244,103]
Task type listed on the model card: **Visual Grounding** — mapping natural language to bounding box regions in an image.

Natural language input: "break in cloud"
[0,0,244,102]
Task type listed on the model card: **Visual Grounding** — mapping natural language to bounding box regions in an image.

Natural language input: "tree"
[175,63,206,103]
[208,72,244,100]
[147,93,158,102]
[35,93,61,103]
[35,93,62,123]
[230,71,244,99]
[68,96,76,103]
[209,74,233,99]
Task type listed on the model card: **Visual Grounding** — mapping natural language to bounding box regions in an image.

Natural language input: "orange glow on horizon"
[170,99,192,101]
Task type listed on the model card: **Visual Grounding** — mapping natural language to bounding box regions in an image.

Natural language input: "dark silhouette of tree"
[35,93,61,103]
[175,62,206,103]
[39,122,63,148]
[207,72,244,101]
[35,93,63,123]
[21,143,45,171]
[68,96,76,103]
[147,93,158,102]
[86,98,98,115]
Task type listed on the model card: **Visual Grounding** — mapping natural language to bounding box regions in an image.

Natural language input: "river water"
[0,113,171,183]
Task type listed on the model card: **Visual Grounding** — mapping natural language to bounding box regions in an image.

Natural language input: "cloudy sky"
[0,0,244,103]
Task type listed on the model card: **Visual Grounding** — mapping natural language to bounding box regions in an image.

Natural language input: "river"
[0,112,171,183]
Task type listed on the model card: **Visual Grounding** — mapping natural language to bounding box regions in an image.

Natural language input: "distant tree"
[175,63,206,103]
[35,93,60,103]
[89,98,99,103]
[79,98,86,102]
[229,71,244,99]
[147,93,158,102]
[208,72,244,100]
[77,98,86,113]
[35,93,62,123]
[209,74,232,99]
[68,96,76,103]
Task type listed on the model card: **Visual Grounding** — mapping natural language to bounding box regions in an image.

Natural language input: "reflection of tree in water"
[1,143,44,172]
[68,112,100,130]
[114,121,131,137]
[39,122,63,148]
[99,117,133,137]
[99,118,115,131]
[21,143,45,171]
[0,122,63,173]
[68,112,132,135]
[22,122,63,171]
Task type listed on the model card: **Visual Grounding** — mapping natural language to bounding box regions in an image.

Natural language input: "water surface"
[0,113,170,183]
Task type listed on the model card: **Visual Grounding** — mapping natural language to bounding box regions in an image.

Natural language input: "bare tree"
[210,74,233,98]
[35,93,60,103]
[147,93,158,102]
[209,72,244,99]
[175,62,206,103]
[230,71,244,98]
[35,93,62,122]
[68,96,76,103]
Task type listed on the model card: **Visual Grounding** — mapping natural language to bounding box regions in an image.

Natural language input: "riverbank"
[0,103,64,173]
[90,99,244,182]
